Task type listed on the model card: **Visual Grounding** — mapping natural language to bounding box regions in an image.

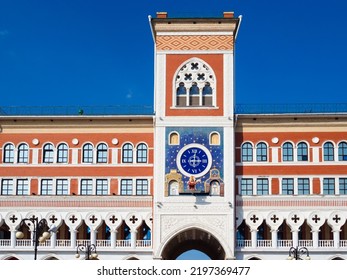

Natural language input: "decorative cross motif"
[333,214,341,224]
[129,215,138,224]
[49,215,58,224]
[69,215,78,224]
[291,214,300,223]
[197,73,205,80]
[184,73,192,81]
[109,215,118,224]
[270,215,279,224]
[312,214,321,224]
[9,215,18,223]
[250,214,259,224]
[89,215,98,224]
[191,62,199,70]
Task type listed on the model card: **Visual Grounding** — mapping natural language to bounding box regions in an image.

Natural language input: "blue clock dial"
[176,144,212,177]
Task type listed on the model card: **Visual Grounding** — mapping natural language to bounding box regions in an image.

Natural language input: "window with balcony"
[256,178,269,195]
[80,179,93,195]
[1,179,13,195]
[282,178,294,195]
[16,179,29,195]
[41,179,53,195]
[323,178,335,195]
[339,178,347,195]
[96,179,108,195]
[240,178,253,195]
[120,179,133,195]
[298,178,310,195]
[136,179,149,195]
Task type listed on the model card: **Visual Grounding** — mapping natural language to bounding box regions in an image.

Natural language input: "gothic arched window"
[174,58,216,107]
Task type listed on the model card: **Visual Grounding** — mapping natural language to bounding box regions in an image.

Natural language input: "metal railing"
[2,103,347,117]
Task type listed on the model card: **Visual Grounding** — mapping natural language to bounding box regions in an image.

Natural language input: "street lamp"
[15,217,55,260]
[287,246,311,260]
[75,244,98,260]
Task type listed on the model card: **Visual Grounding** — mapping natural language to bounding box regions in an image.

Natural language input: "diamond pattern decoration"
[157,35,234,51]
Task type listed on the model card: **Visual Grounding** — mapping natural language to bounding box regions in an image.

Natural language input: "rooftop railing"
[1,103,347,116]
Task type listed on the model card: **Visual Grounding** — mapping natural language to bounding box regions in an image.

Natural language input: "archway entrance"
[161,228,226,260]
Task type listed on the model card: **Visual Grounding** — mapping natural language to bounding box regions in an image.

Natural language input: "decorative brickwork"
[156,35,233,51]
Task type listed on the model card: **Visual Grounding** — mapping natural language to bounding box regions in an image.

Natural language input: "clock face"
[176,143,212,178]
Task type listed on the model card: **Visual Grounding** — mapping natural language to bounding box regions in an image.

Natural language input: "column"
[50,231,57,248]
[292,230,299,247]
[251,229,257,248]
[130,229,137,249]
[312,230,319,248]
[90,229,97,246]
[70,229,77,248]
[333,230,340,248]
[271,229,278,248]
[110,229,117,248]
[11,230,16,248]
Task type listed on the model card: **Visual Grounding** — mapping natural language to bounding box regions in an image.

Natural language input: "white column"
[111,229,117,248]
[312,230,319,248]
[271,229,278,248]
[11,230,16,248]
[90,229,97,246]
[292,230,299,247]
[130,229,137,249]
[70,229,77,248]
[333,230,340,248]
[251,229,257,248]
[50,232,57,248]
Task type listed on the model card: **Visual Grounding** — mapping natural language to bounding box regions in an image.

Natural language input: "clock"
[176,143,212,178]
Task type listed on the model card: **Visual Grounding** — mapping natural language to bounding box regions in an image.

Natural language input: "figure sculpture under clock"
[188,176,201,191]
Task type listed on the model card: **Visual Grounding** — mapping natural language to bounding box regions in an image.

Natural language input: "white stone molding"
[286,211,305,231]
[235,211,243,229]
[145,213,153,229]
[245,211,263,231]
[64,212,83,230]
[0,214,3,227]
[327,211,346,231]
[45,212,63,228]
[5,212,22,230]
[84,212,103,230]
[266,212,284,231]
[307,211,325,231]
[25,212,42,231]
[125,212,142,230]
[105,212,123,231]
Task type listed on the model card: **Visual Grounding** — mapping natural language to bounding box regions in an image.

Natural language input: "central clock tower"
[150,11,240,259]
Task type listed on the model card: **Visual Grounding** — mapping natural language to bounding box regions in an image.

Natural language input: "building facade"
[0,11,346,260]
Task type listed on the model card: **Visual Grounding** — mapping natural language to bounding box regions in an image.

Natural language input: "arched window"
[136,143,148,163]
[122,143,133,163]
[241,142,253,162]
[43,143,54,163]
[57,143,68,163]
[324,142,334,161]
[256,142,267,162]
[82,143,93,163]
[210,132,220,145]
[96,143,108,163]
[282,142,293,161]
[3,143,14,163]
[17,143,29,163]
[297,142,308,161]
[169,132,179,145]
[174,58,216,107]
[338,142,347,161]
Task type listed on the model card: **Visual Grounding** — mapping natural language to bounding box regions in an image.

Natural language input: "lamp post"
[287,246,311,260]
[75,244,98,260]
[15,217,53,260]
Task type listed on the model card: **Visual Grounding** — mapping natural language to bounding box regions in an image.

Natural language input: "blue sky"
[1,0,347,108]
